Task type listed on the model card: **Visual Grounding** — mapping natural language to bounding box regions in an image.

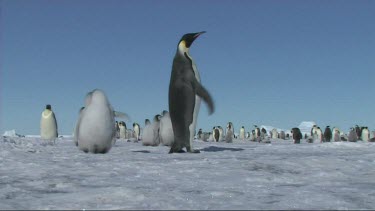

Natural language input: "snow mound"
[2,129,24,137]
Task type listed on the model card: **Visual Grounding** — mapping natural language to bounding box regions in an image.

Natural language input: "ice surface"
[1,136,375,209]
[2,130,24,137]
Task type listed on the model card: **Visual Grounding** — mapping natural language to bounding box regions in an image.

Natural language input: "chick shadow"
[200,146,244,152]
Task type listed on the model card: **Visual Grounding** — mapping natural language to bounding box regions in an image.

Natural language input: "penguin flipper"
[193,81,215,115]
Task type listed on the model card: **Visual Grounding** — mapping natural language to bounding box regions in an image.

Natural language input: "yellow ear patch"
[178,40,189,54]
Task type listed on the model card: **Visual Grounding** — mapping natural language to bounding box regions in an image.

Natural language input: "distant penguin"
[225,124,233,143]
[142,115,161,146]
[291,127,302,144]
[119,121,127,139]
[361,127,370,142]
[250,131,256,142]
[74,89,119,153]
[239,126,245,140]
[225,130,233,143]
[145,119,151,126]
[271,128,278,139]
[245,132,250,139]
[254,126,261,139]
[40,104,58,140]
[261,128,267,136]
[226,122,234,139]
[213,127,220,142]
[168,31,215,153]
[332,127,340,134]
[159,111,174,146]
[279,131,286,140]
[197,128,203,140]
[316,127,323,143]
[355,125,362,140]
[206,132,212,142]
[323,126,332,142]
[334,129,340,142]
[217,126,224,141]
[348,128,357,142]
[133,123,141,141]
[311,125,317,137]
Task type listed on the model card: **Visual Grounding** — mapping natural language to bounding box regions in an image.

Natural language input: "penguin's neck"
[43,109,52,118]
[178,41,191,58]
[177,41,200,81]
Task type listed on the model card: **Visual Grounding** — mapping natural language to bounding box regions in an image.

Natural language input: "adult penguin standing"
[168,31,215,153]
[40,104,58,140]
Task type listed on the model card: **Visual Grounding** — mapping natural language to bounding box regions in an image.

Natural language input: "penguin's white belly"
[142,122,160,146]
[188,94,201,147]
[119,126,126,139]
[40,114,57,140]
[160,115,174,146]
[316,131,322,141]
[239,130,245,140]
[362,130,369,141]
[77,106,114,152]
[142,124,154,145]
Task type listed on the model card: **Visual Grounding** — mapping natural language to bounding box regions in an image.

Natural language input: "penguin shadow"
[200,146,244,152]
[131,150,151,153]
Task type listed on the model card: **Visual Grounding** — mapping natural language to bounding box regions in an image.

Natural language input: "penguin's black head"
[179,31,206,48]
[46,104,52,110]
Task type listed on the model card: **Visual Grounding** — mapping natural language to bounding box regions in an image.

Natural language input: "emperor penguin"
[168,31,215,153]
[311,125,318,137]
[225,124,234,143]
[217,126,224,141]
[355,125,362,140]
[159,110,174,146]
[142,115,161,146]
[74,89,117,154]
[226,122,234,139]
[245,132,250,139]
[361,127,370,142]
[239,126,245,140]
[291,127,302,144]
[271,128,278,139]
[213,127,220,142]
[40,104,58,140]
[323,126,332,142]
[119,121,127,139]
[197,128,203,140]
[279,131,286,140]
[133,123,141,141]
[348,127,357,142]
[334,129,340,142]
[316,127,323,143]
[254,125,261,139]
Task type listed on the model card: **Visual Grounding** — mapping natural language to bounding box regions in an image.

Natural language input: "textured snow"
[1,136,375,210]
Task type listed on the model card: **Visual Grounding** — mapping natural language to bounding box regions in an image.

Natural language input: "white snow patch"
[0,136,375,209]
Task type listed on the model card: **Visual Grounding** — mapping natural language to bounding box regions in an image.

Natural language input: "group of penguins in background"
[41,103,375,150]
[38,31,374,154]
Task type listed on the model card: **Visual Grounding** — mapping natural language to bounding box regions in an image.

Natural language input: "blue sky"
[1,0,374,135]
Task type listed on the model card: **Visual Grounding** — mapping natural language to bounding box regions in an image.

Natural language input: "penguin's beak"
[194,31,206,39]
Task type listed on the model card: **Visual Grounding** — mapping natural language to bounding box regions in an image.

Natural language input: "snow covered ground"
[1,136,375,210]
